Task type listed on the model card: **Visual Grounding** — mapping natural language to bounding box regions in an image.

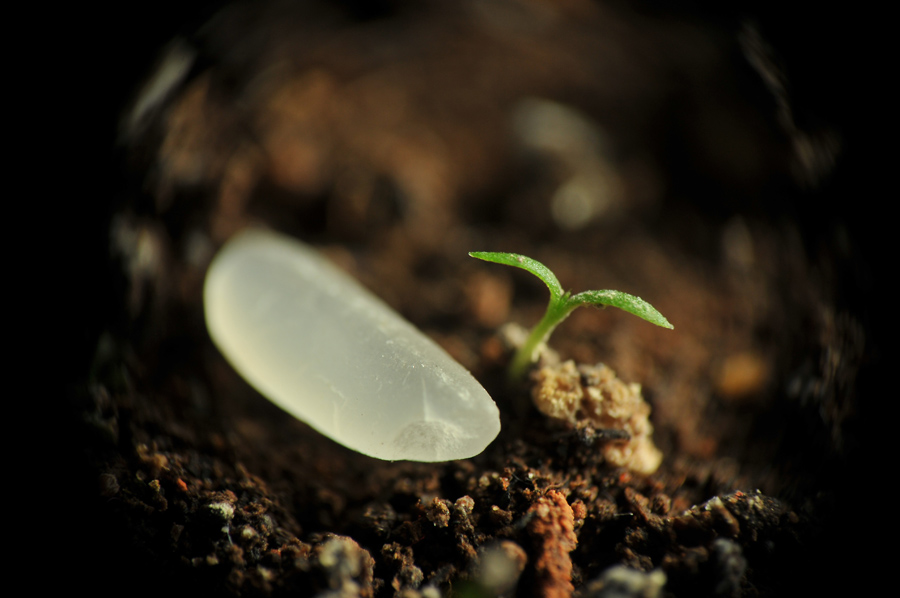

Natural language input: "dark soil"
[64,1,875,597]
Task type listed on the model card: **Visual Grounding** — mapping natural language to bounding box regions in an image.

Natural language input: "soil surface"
[65,2,875,597]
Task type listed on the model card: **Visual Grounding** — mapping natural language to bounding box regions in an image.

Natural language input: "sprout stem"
[508,295,574,381]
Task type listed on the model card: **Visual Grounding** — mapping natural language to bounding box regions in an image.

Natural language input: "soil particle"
[710,538,747,598]
[425,498,452,529]
[673,491,786,545]
[531,361,662,474]
[470,540,529,597]
[526,489,578,598]
[576,565,666,598]
[382,542,425,593]
[316,536,377,598]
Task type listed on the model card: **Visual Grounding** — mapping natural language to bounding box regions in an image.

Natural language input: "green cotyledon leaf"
[469,251,672,380]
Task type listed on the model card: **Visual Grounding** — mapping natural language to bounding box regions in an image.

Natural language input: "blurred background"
[59,1,875,596]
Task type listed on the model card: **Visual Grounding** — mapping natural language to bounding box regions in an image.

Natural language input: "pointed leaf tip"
[469,251,564,300]
[571,290,673,329]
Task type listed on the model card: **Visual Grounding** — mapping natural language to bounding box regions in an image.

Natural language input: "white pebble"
[204,229,500,461]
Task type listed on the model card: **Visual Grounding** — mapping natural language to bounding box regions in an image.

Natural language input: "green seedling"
[469,251,673,381]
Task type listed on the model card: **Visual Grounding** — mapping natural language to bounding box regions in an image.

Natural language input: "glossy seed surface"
[204,229,500,461]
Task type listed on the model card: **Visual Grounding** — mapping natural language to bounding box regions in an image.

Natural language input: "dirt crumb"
[527,489,578,598]
[532,361,663,474]
[470,540,528,597]
[316,535,377,598]
[577,565,666,598]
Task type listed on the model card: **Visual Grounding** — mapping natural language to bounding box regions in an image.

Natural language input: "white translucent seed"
[204,228,501,462]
